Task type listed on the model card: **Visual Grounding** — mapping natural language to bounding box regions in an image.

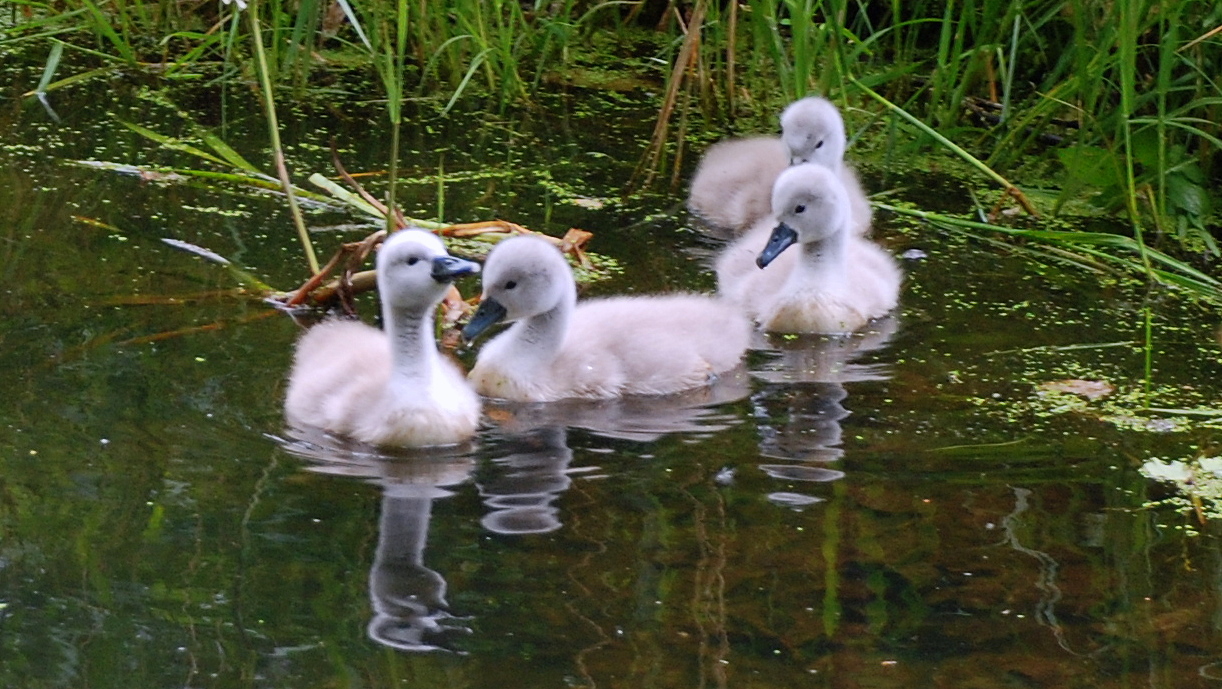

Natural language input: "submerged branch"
[279,223,596,310]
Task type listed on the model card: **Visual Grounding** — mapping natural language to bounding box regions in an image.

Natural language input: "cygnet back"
[688,96,872,236]
[464,235,752,402]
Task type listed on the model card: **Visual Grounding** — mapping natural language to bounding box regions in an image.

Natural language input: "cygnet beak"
[462,297,508,341]
[756,222,798,268]
[431,255,480,282]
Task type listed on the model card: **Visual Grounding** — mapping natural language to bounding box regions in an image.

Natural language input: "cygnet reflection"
[483,366,753,443]
[754,381,850,466]
[751,316,898,387]
[747,317,898,505]
[478,426,572,535]
[276,430,474,653]
[368,480,473,652]
[475,370,753,534]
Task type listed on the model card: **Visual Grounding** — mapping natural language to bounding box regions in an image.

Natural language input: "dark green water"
[3,62,1222,689]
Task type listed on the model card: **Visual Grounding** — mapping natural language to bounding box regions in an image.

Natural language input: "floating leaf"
[1038,379,1115,400]
[1140,458,1193,483]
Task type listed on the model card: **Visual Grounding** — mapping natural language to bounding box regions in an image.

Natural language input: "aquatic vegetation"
[878,202,1222,307]
[5,0,1219,258]
[1141,456,1222,525]
[72,112,621,306]
[960,353,1222,435]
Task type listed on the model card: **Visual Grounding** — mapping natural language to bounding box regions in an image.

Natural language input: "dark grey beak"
[756,222,799,268]
[431,255,480,282]
[462,297,508,341]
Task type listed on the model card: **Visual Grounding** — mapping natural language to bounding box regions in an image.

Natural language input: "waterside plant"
[7,1,1220,255]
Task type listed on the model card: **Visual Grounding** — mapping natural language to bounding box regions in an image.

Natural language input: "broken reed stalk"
[631,0,706,190]
[330,140,408,228]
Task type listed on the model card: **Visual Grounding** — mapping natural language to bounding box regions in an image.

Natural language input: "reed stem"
[248,0,319,275]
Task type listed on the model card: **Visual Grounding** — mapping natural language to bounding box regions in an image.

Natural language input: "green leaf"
[1166,172,1208,217]
[119,120,231,167]
[197,130,262,174]
[35,41,63,93]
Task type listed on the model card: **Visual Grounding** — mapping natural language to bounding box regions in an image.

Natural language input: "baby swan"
[284,229,482,447]
[688,96,872,236]
[462,235,751,402]
[686,136,789,235]
[780,97,873,236]
[716,164,901,334]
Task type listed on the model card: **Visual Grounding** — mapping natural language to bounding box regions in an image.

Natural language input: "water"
[3,65,1222,688]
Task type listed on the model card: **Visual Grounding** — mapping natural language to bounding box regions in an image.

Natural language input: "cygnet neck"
[792,152,844,174]
[792,224,849,287]
[383,301,443,384]
[507,281,575,370]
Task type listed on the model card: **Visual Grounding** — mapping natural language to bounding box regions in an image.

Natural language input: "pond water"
[3,64,1222,689]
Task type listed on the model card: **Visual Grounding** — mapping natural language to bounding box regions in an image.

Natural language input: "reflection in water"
[479,426,572,535]
[1001,485,1076,656]
[277,432,474,653]
[750,316,897,387]
[369,481,473,652]
[755,382,850,464]
[482,366,753,442]
[748,318,897,505]
[476,370,753,533]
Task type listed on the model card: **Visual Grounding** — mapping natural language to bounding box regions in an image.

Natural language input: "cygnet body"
[716,164,901,334]
[284,230,482,447]
[688,96,872,236]
[686,136,790,235]
[462,235,751,402]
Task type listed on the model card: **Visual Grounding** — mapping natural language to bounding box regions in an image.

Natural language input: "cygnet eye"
[814,140,824,150]
[504,280,518,290]
[794,204,807,213]
[406,256,420,266]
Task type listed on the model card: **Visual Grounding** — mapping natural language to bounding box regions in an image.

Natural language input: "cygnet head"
[757,164,852,268]
[780,97,847,168]
[376,229,479,312]
[462,235,575,341]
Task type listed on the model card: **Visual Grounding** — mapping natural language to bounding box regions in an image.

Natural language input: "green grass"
[4,0,1220,261]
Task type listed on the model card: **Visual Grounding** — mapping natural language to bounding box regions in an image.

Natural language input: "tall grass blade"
[248,0,319,274]
[878,203,1222,304]
[72,159,334,204]
[197,130,262,174]
[119,120,232,167]
[332,0,372,51]
[22,66,111,96]
[308,173,388,220]
[1001,14,1019,122]
[33,40,64,121]
[853,76,1038,215]
[76,0,136,63]
[35,41,63,93]
[442,48,492,115]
